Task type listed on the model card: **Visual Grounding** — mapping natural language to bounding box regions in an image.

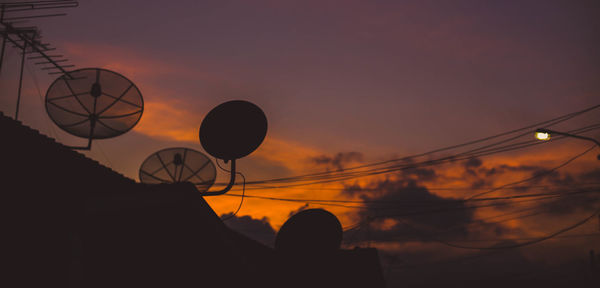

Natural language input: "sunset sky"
[1,0,599,286]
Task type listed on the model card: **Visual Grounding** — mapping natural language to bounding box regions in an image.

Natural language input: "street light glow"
[535,131,551,141]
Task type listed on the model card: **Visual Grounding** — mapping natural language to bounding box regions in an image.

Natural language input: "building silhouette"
[2,112,384,288]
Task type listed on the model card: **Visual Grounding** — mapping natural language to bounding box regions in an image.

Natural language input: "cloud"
[126,96,328,180]
[464,157,483,169]
[221,213,277,247]
[133,99,201,142]
[461,157,600,216]
[251,137,323,173]
[340,151,600,248]
[580,168,600,183]
[342,168,478,243]
[311,151,364,170]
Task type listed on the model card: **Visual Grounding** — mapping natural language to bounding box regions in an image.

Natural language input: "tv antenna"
[0,1,79,120]
[199,100,267,196]
[139,147,217,192]
[45,68,144,150]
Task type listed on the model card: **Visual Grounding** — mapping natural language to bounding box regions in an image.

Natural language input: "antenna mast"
[0,1,79,120]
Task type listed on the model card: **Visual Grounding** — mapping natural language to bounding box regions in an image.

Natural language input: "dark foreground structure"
[2,112,385,288]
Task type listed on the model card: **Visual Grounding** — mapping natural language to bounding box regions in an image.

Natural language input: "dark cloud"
[342,155,600,287]
[311,152,363,170]
[403,166,437,182]
[528,168,579,187]
[342,170,478,242]
[530,180,600,216]
[461,157,544,189]
[469,160,599,215]
[221,214,276,247]
[341,155,600,246]
[471,158,599,216]
[464,157,483,169]
[579,168,600,182]
[497,164,540,172]
[477,162,539,176]
[342,183,364,197]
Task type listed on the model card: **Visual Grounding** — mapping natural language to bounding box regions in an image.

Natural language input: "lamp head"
[535,129,551,141]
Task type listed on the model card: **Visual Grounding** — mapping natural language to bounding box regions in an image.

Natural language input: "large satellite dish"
[139,148,216,192]
[275,209,343,255]
[199,100,267,196]
[45,68,143,149]
[199,100,267,161]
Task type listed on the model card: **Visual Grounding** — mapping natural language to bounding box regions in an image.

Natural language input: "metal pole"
[537,128,600,147]
[15,40,27,120]
[554,131,600,147]
[203,159,237,196]
[69,118,94,150]
[537,128,600,160]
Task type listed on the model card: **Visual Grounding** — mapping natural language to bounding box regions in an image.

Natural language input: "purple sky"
[1,1,599,286]
[11,0,595,153]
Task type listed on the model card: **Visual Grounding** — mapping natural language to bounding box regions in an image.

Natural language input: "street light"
[535,130,551,141]
[535,128,600,160]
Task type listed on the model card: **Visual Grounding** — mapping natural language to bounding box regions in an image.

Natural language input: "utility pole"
[15,40,26,120]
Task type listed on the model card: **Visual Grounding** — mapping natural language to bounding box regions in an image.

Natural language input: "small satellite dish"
[199,100,267,161]
[275,209,343,255]
[45,68,143,149]
[139,148,216,192]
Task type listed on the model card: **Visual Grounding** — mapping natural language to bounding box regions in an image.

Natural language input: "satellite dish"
[139,148,216,192]
[198,100,267,196]
[275,209,343,255]
[45,68,143,149]
[199,100,267,161]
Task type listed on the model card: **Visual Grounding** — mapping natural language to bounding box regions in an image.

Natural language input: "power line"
[374,233,600,249]
[360,201,600,269]
[270,104,600,181]
[399,207,600,250]
[217,158,247,221]
[343,187,597,242]
[466,144,598,200]
[224,186,600,206]
[226,189,598,220]
[224,182,600,193]
[207,105,600,188]
[208,122,600,190]
[426,233,600,243]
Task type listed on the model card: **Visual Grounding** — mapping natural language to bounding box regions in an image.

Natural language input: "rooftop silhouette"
[2,111,384,288]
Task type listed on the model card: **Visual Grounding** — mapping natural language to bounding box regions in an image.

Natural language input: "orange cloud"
[134,99,201,142]
[252,137,323,172]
